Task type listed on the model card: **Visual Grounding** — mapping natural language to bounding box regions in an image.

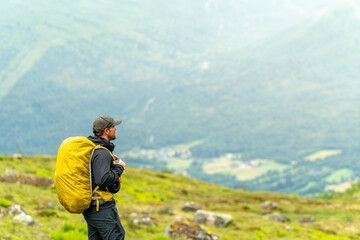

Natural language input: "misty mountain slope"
[0,0,342,100]
[185,1,360,158]
[178,2,360,194]
[0,0,342,155]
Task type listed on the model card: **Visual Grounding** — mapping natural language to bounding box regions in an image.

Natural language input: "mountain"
[0,0,349,154]
[0,0,359,196]
[1,155,360,240]
[185,1,360,195]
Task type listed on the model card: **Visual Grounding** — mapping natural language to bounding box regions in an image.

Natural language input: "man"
[83,115,126,240]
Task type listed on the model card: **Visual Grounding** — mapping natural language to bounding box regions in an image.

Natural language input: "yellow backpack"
[55,136,115,213]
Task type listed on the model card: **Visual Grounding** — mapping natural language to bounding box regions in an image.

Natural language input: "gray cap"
[93,115,122,132]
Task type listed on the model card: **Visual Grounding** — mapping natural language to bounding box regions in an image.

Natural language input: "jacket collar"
[88,135,115,152]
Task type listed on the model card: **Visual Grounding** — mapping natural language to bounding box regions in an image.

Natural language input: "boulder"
[8,204,26,216]
[298,216,317,223]
[260,201,279,210]
[1,204,41,227]
[193,210,233,228]
[182,202,202,212]
[0,204,25,218]
[165,218,221,240]
[159,206,174,214]
[130,212,155,226]
[131,216,153,226]
[13,212,40,226]
[0,174,54,188]
[129,213,138,219]
[35,231,50,238]
[263,212,290,223]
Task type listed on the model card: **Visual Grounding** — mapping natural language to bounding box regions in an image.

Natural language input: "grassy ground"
[1,155,360,240]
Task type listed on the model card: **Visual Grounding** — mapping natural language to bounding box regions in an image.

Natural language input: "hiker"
[83,115,126,240]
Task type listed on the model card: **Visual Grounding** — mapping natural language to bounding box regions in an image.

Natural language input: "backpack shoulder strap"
[93,145,116,161]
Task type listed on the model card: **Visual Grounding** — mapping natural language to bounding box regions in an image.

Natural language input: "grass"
[325,168,354,183]
[203,158,290,181]
[166,158,192,171]
[304,150,342,161]
[1,155,360,239]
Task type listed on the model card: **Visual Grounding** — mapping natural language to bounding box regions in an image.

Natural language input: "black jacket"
[88,135,124,193]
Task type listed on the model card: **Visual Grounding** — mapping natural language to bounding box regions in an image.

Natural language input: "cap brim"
[114,119,122,126]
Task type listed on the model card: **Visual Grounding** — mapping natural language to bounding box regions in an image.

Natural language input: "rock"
[35,231,50,238]
[131,216,153,226]
[298,216,317,223]
[5,169,18,174]
[0,204,26,218]
[12,153,23,159]
[141,211,150,217]
[0,174,54,188]
[165,218,221,240]
[130,212,155,226]
[8,204,26,216]
[159,206,174,214]
[260,201,279,210]
[281,200,291,205]
[263,212,290,223]
[13,212,40,226]
[182,202,202,212]
[1,237,12,240]
[193,210,233,228]
[6,204,41,226]
[129,213,138,219]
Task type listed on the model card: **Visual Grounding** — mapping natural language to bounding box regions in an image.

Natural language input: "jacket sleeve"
[108,180,121,193]
[92,148,124,189]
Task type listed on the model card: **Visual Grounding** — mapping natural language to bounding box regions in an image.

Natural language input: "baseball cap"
[93,115,122,132]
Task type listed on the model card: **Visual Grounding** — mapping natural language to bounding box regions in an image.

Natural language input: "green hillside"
[1,155,360,240]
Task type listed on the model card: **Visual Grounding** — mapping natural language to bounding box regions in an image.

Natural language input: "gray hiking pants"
[83,202,125,240]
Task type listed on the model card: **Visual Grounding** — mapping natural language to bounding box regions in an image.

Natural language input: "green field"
[203,158,290,181]
[325,169,354,183]
[304,150,342,162]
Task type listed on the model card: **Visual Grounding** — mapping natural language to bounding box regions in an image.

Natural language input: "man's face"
[107,126,117,141]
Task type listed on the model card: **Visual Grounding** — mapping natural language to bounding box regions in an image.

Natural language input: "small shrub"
[241,205,250,211]
[37,169,54,178]
[0,198,12,208]
[0,155,12,161]
[292,225,302,231]
[38,210,58,217]
[4,194,14,201]
[276,230,287,236]
[156,173,167,179]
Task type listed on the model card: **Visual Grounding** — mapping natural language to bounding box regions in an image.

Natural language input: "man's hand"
[113,155,126,169]
[113,159,126,169]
